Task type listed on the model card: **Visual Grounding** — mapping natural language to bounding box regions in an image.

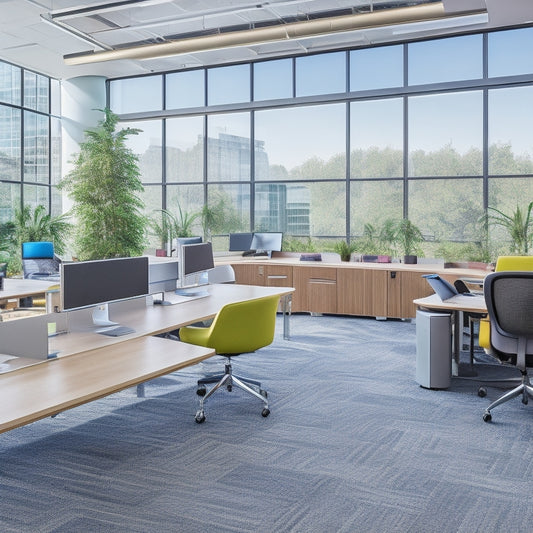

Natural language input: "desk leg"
[282,294,292,340]
[136,383,145,398]
[451,310,462,377]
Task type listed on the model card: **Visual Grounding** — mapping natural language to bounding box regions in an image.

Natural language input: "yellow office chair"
[179,294,280,423]
[482,271,533,422]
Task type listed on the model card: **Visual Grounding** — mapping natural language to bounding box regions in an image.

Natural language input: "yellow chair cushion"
[180,294,280,355]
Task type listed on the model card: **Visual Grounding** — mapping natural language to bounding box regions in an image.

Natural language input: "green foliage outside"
[485,202,533,255]
[60,108,147,260]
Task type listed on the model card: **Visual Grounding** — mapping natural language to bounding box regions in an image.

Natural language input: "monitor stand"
[92,304,118,327]
[175,286,210,298]
[152,291,173,306]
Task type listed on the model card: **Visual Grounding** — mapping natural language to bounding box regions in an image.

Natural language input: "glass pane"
[409,178,484,242]
[51,186,62,217]
[166,183,205,236]
[166,70,204,109]
[255,181,344,237]
[255,104,345,181]
[0,105,21,181]
[121,120,162,184]
[50,117,61,185]
[50,79,61,116]
[350,180,403,236]
[207,112,250,182]
[24,71,49,112]
[141,185,163,248]
[109,75,163,114]
[489,27,533,78]
[488,177,533,252]
[23,183,49,210]
[351,98,403,178]
[408,91,483,177]
[408,35,482,85]
[204,183,250,235]
[254,58,292,101]
[489,86,533,175]
[350,45,403,91]
[0,182,20,223]
[207,64,250,106]
[295,52,346,97]
[166,116,204,183]
[0,61,21,105]
[24,111,49,184]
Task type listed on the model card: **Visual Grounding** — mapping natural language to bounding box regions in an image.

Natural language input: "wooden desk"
[0,283,294,434]
[0,336,214,434]
[414,293,487,375]
[0,278,56,308]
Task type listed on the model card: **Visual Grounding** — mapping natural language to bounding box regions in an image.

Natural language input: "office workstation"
[2,1,533,532]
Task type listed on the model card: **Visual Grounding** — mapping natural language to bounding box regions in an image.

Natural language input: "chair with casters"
[179,294,280,423]
[481,271,533,422]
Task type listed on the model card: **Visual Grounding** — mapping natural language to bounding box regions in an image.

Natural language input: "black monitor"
[176,242,214,297]
[229,232,254,252]
[60,256,149,329]
[250,232,283,256]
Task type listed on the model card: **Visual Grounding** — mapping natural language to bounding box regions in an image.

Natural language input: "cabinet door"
[294,266,337,314]
[398,271,434,318]
[337,268,388,317]
[231,263,265,286]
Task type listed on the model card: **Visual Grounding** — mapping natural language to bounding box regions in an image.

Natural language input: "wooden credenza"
[227,258,488,319]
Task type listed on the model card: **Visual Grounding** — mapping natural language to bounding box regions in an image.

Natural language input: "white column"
[61,76,107,213]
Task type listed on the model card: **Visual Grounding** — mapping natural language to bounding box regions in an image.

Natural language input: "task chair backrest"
[495,255,533,272]
[205,294,280,354]
[208,264,236,284]
[21,241,60,279]
[22,241,54,259]
[484,271,533,369]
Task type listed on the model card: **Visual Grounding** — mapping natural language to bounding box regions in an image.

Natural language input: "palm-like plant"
[13,204,71,255]
[486,202,533,254]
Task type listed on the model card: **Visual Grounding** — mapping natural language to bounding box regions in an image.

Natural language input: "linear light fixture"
[63,2,487,66]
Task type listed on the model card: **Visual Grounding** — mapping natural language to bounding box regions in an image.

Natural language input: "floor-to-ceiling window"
[108,25,533,254]
[0,60,60,223]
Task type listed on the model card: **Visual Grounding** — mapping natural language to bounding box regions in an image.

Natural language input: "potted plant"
[334,240,358,261]
[394,218,424,264]
[149,209,175,256]
[59,108,147,260]
[485,201,533,255]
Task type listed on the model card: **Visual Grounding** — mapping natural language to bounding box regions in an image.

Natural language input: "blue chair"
[21,241,60,280]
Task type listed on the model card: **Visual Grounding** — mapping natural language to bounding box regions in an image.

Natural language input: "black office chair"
[482,271,533,422]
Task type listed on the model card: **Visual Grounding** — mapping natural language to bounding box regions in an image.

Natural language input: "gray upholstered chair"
[21,241,60,280]
[482,271,533,422]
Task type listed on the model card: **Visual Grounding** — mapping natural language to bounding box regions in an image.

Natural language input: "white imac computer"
[176,242,214,297]
[250,232,283,258]
[60,256,149,335]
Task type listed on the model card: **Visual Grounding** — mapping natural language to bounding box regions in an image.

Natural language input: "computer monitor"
[250,232,283,257]
[176,242,214,297]
[229,232,254,252]
[60,256,149,329]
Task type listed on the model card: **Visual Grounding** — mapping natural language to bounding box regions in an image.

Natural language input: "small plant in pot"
[334,240,358,261]
[394,218,424,264]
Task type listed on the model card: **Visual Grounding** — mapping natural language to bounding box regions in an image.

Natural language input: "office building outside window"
[0,60,59,222]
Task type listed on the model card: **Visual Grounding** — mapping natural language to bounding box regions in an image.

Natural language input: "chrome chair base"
[195,358,269,423]
[483,372,533,422]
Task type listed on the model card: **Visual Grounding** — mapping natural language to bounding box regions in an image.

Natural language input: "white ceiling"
[1,0,533,80]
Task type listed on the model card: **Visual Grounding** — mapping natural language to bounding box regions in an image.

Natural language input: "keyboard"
[96,325,135,337]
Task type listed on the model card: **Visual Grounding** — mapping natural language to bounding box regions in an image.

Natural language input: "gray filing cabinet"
[416,309,452,389]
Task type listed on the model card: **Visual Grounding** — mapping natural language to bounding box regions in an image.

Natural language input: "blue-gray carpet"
[0,314,532,533]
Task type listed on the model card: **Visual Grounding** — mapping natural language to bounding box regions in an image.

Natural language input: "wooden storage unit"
[228,258,487,320]
[337,268,388,317]
[293,265,337,314]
